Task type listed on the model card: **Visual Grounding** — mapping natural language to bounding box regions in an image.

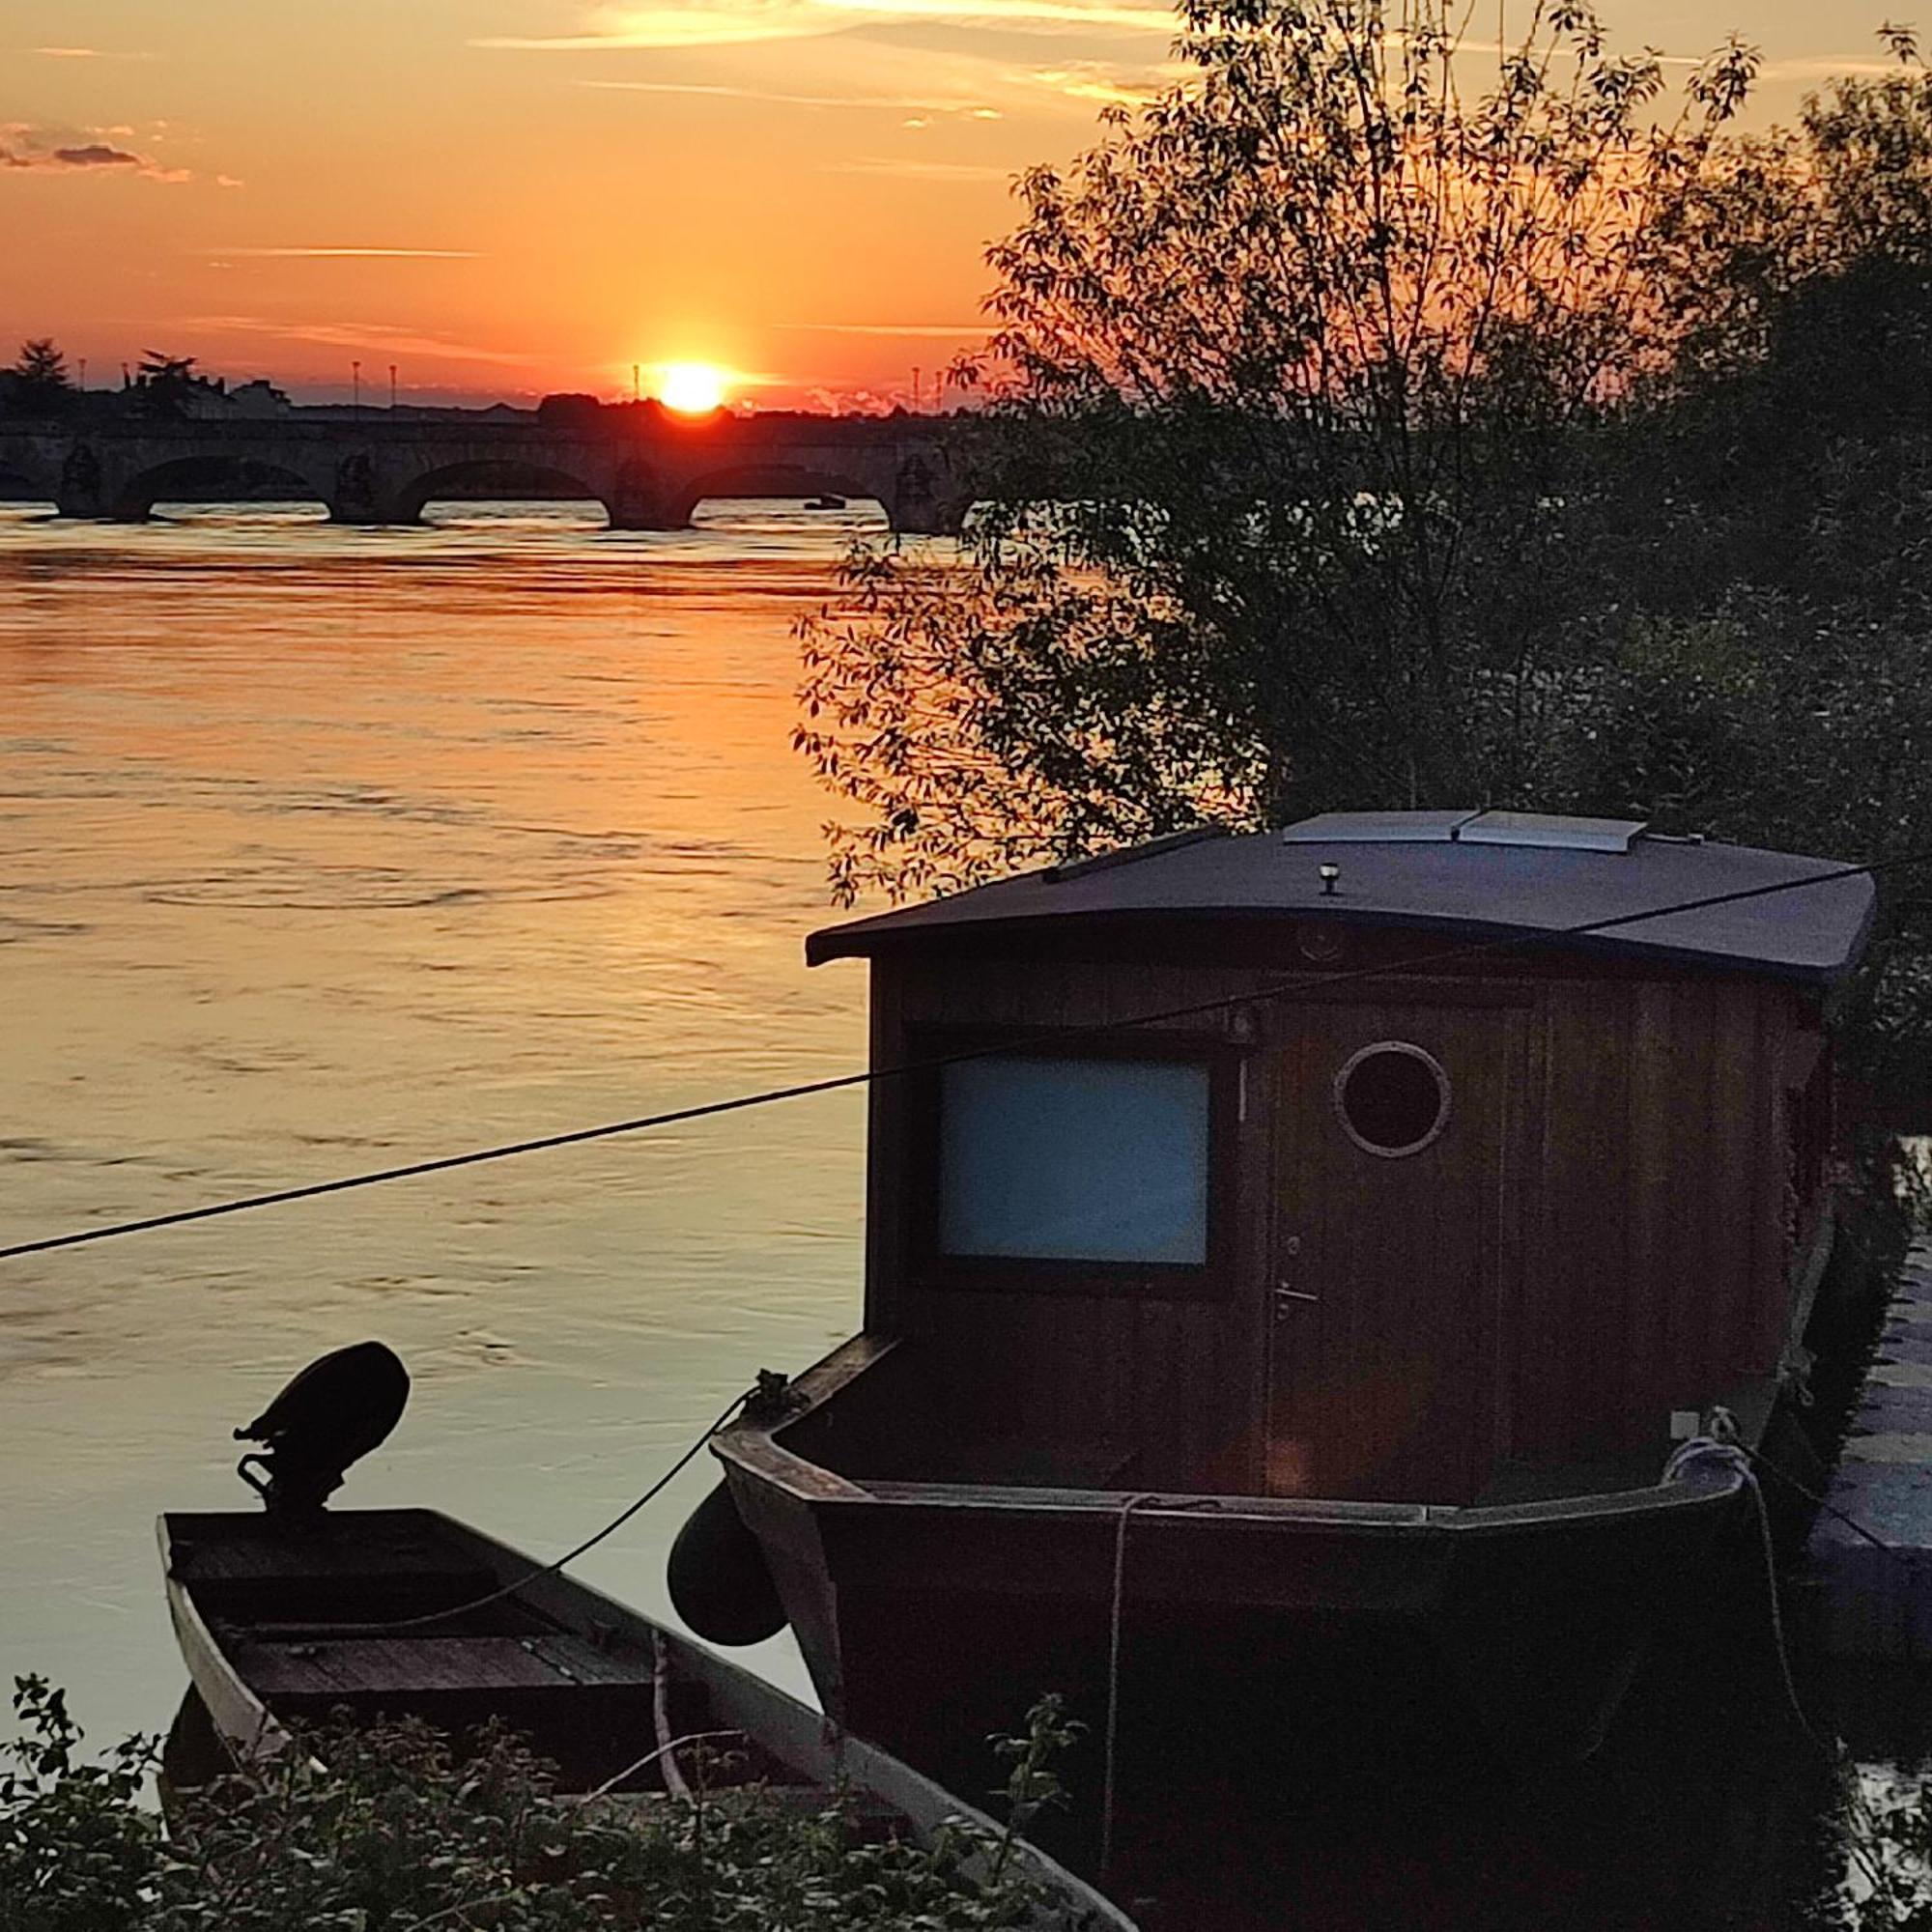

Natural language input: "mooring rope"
[1098,1492,1156,1885]
[0,844,1915,1265]
[1665,1413,1841,1757]
[1737,1435,1900,1557]
[294,1388,750,1636]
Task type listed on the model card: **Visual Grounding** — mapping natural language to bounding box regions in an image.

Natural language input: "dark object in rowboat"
[804,494,846,510]
[233,1341,409,1518]
[156,1507,1136,1930]
[667,1479,786,1645]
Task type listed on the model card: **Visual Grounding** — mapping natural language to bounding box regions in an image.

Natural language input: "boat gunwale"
[713,1334,1747,1535]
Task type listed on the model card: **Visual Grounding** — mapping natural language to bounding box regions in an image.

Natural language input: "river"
[0,497,1892,1926]
[0,497,889,1743]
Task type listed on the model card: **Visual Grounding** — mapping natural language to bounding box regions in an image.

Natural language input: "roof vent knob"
[1319,863,1341,896]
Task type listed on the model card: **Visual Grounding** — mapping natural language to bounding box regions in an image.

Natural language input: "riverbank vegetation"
[797,0,1932,1097]
[0,1677,1088,1932]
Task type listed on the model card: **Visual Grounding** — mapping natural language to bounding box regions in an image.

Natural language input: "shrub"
[0,1677,1090,1931]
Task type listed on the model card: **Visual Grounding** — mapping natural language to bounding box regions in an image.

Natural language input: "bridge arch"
[390,459,622,528]
[668,464,885,530]
[0,457,57,514]
[112,454,330,522]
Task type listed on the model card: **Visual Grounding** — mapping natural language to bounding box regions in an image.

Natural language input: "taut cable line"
[0,844,1916,1266]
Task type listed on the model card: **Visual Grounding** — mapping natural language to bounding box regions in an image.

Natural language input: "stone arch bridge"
[0,415,974,533]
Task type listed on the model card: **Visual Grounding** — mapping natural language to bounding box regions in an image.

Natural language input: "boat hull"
[715,1341,1749,1786]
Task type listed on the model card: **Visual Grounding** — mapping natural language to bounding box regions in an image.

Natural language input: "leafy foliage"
[0,1678,157,1932]
[796,4,1932,1074]
[797,0,1761,897]
[1818,1759,1932,1929]
[0,1679,1092,1931]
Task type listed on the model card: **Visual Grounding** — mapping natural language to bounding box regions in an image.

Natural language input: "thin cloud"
[1759,55,1919,81]
[191,315,536,367]
[778,321,990,335]
[32,45,156,60]
[1016,56,1174,102]
[828,155,1013,179]
[0,125,192,181]
[478,2,841,50]
[478,0,1174,51]
[213,247,484,259]
[580,78,1000,112]
[820,0,1176,31]
[51,143,141,166]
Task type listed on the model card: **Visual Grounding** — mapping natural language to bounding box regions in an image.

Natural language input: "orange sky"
[0,1,1916,409]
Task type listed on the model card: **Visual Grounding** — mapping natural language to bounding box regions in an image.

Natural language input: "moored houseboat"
[695,810,1874,1774]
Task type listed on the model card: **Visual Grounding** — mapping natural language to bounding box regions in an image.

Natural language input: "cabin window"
[1333,1042,1450,1158]
[936,1056,1213,1265]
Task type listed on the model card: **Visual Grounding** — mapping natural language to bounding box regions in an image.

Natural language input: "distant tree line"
[0,344,239,422]
[796,3,1932,1100]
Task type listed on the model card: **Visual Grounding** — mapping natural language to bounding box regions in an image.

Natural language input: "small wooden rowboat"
[156,1507,1135,1931]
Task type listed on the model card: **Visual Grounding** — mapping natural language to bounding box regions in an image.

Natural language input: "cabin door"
[1265,996,1527,1504]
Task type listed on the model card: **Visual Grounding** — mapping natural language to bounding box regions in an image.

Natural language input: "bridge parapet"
[0,414,974,533]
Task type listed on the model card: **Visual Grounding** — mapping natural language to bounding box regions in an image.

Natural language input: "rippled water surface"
[0,497,903,1738]
[4,495,1918,1930]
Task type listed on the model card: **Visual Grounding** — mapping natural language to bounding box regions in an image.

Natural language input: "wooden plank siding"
[855,928,1815,1503]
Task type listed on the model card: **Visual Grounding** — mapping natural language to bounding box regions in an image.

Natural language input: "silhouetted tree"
[135,351,198,385]
[12,339,70,389]
[796,13,1932,1081]
[797,0,1758,904]
[128,351,223,419]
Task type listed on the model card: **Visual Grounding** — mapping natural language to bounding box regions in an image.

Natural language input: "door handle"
[1274,1234,1313,1321]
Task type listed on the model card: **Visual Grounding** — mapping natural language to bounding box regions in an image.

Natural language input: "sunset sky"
[1,1,1917,409]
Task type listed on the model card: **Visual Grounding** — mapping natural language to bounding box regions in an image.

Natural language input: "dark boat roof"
[806,811,1876,986]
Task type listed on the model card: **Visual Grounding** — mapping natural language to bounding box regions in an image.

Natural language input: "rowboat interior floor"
[164,1512,807,1795]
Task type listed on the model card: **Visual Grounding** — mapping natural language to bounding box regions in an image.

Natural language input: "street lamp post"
[352,359,361,415]
[389,364,398,410]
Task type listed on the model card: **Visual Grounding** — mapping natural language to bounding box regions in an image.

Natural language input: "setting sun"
[656,362,731,413]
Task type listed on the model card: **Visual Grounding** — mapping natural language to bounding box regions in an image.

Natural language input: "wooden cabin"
[799,810,1870,1509]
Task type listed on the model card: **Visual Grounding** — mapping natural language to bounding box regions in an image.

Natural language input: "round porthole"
[1333,1042,1450,1158]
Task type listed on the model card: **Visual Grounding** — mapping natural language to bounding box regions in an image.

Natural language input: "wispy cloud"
[821,0,1175,30]
[211,247,484,259]
[479,3,841,51]
[1759,55,1919,81]
[778,320,989,334]
[190,315,535,367]
[581,77,998,113]
[827,155,1013,179]
[32,45,156,60]
[0,124,191,180]
[1014,55,1175,102]
[479,0,1174,51]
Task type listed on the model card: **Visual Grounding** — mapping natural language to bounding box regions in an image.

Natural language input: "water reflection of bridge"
[0,414,973,533]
